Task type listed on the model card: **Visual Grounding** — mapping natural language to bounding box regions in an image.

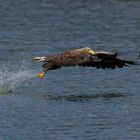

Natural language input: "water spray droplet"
[0,69,35,94]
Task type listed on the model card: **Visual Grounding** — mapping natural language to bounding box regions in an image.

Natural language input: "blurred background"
[0,0,140,139]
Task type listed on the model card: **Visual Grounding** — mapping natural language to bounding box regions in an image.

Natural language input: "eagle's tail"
[32,56,49,62]
[135,51,140,61]
[124,51,140,65]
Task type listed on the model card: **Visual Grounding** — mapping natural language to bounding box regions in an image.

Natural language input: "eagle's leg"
[37,71,46,78]
[37,63,53,78]
[37,67,49,78]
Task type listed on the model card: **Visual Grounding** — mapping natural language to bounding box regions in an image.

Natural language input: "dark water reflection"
[41,92,126,102]
[0,0,140,139]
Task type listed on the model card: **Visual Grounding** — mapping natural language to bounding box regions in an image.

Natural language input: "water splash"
[0,69,35,94]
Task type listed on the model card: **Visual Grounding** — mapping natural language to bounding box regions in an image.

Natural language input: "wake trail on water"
[0,68,35,94]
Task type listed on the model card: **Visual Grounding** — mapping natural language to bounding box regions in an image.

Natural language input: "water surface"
[0,0,140,139]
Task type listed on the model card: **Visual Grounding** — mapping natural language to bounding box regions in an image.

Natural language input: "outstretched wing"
[80,52,136,69]
[55,51,136,69]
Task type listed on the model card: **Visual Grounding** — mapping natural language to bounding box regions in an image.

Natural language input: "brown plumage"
[32,47,139,78]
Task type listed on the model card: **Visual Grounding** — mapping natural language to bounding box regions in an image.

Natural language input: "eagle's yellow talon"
[37,72,45,78]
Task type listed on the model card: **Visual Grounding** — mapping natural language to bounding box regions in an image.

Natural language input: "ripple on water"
[39,92,127,103]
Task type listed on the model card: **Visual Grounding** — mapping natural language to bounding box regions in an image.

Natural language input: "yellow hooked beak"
[37,71,45,78]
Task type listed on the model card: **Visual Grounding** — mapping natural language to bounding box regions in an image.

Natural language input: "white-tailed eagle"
[32,47,139,78]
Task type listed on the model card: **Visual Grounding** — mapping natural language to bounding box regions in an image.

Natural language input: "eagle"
[32,47,139,78]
